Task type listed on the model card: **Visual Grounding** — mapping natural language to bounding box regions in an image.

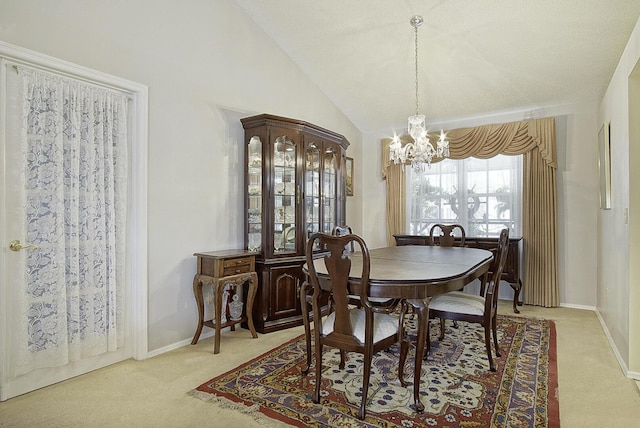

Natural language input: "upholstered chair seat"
[429,291,485,316]
[323,310,400,343]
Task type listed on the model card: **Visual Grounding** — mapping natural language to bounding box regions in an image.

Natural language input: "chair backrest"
[485,228,510,309]
[332,225,353,236]
[306,232,370,339]
[331,225,355,253]
[429,223,466,247]
[491,228,510,277]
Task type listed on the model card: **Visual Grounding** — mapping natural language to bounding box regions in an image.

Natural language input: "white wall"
[0,0,362,352]
[599,15,640,376]
[361,101,601,308]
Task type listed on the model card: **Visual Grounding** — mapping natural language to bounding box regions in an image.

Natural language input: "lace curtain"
[10,66,128,376]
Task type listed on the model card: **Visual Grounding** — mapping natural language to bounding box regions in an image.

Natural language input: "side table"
[191,250,258,354]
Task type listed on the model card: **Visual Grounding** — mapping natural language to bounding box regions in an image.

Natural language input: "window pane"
[468,171,487,193]
[407,155,522,238]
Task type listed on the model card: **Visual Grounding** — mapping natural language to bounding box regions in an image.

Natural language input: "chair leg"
[424,319,432,358]
[300,282,312,375]
[492,315,501,357]
[398,337,409,387]
[439,318,446,341]
[339,350,347,369]
[397,303,409,385]
[313,343,323,403]
[484,326,496,371]
[422,318,432,361]
[359,348,373,420]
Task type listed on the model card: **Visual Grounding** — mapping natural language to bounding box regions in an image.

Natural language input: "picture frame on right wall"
[598,121,611,210]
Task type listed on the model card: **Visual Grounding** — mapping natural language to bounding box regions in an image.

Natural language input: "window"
[407,155,522,238]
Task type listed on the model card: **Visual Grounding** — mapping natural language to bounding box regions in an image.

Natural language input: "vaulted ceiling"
[233,0,640,133]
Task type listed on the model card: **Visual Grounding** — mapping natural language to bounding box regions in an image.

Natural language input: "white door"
[0,54,146,401]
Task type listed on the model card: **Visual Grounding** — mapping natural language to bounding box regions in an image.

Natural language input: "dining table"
[307,244,494,413]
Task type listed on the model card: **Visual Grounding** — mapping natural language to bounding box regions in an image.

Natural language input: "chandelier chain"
[414,21,419,116]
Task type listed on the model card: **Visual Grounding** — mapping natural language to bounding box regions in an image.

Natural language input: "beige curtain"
[381,117,559,307]
[381,141,406,246]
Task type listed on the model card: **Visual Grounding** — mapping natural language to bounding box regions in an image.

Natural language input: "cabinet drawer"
[222,257,253,276]
[222,264,252,276]
[223,257,252,268]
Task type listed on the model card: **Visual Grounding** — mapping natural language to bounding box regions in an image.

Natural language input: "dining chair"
[300,226,403,375]
[299,227,362,375]
[427,223,467,331]
[331,225,400,309]
[428,228,510,371]
[429,223,466,247]
[304,232,410,420]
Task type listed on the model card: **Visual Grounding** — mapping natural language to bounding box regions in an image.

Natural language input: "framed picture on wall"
[346,157,354,196]
[598,121,611,210]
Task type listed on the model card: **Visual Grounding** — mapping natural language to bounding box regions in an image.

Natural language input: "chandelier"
[389,15,449,171]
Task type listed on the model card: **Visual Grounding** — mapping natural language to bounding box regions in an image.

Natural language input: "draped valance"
[382,117,556,177]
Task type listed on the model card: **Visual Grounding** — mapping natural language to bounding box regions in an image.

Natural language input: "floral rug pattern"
[191,315,559,427]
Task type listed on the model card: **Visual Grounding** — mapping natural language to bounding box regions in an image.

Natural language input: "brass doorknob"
[9,240,38,252]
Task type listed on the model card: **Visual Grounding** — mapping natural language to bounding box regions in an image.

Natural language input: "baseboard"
[146,330,216,359]
[559,302,597,311]
[594,309,638,380]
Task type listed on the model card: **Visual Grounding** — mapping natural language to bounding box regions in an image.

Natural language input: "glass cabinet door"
[247,136,262,252]
[322,147,338,233]
[304,143,320,248]
[273,135,297,255]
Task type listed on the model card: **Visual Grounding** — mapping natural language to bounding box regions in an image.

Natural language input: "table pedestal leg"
[407,298,427,413]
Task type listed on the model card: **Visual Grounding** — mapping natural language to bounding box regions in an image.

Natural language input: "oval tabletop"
[310,245,493,299]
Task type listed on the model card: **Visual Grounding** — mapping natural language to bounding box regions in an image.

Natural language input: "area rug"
[189,315,559,427]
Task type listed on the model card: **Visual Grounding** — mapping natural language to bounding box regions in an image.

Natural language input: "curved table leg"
[191,272,258,353]
[512,279,522,313]
[214,273,257,353]
[191,275,205,345]
[213,277,224,354]
[246,272,258,339]
[407,298,427,413]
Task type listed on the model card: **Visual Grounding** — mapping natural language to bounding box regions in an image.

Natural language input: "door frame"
[0,40,149,400]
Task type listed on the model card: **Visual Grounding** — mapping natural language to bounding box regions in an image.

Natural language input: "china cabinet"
[241,114,350,333]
